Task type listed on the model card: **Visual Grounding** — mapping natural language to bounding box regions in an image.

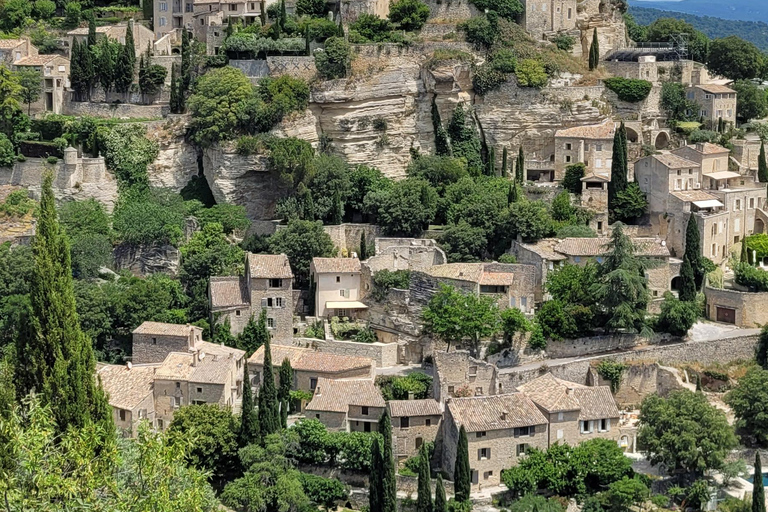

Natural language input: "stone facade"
[312,338,400,367]
[521,0,578,42]
[704,286,768,328]
[13,53,69,115]
[132,323,203,364]
[391,411,442,460]
[687,84,737,128]
[553,120,615,181]
[433,351,499,404]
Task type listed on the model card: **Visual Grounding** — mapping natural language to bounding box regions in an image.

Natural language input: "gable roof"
[248,345,373,373]
[573,386,621,421]
[209,276,249,309]
[312,257,361,274]
[154,352,195,381]
[555,120,615,140]
[14,55,64,67]
[389,399,442,418]
[517,239,567,261]
[553,237,669,258]
[132,321,198,338]
[98,364,156,410]
[154,348,241,384]
[305,378,384,413]
[516,373,620,420]
[0,39,25,49]
[447,393,548,432]
[682,142,730,155]
[695,84,735,94]
[247,253,293,279]
[67,26,114,35]
[427,263,514,286]
[652,153,699,169]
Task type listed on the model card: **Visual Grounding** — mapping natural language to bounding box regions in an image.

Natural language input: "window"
[468,365,478,377]
[557,412,564,421]
[275,297,284,308]
[235,309,241,316]
[712,224,718,236]
[597,221,603,232]
[735,218,741,233]
[565,143,572,150]
[595,159,602,168]
[197,387,203,393]
[186,2,193,11]
[565,155,572,163]
[316,414,320,419]
[728,109,733,118]
[675,179,682,190]
[516,443,528,456]
[574,256,581,263]
[521,297,527,309]
[157,419,164,430]
[416,437,423,449]
[310,377,317,390]
[401,417,410,428]
[173,396,182,409]
[425,419,431,427]
[160,1,168,10]
[476,431,487,438]
[193,399,206,405]
[557,429,564,439]
[152,337,157,345]
[267,298,273,307]
[159,16,167,26]
[599,418,610,432]
[229,3,237,9]
[267,318,275,329]
[448,386,455,394]
[514,426,530,437]
[339,289,345,297]
[580,420,592,434]
[712,244,717,257]
[478,448,490,460]
[596,257,604,264]
[269,279,283,288]
[362,406,369,416]
[735,199,742,211]
[119,409,126,422]
[567,7,572,19]
[175,382,180,389]
[750,198,755,209]
[336,276,341,283]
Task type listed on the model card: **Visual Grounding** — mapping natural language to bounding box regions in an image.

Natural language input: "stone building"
[432,351,500,404]
[305,377,386,432]
[247,344,375,398]
[580,174,609,235]
[442,393,549,489]
[132,321,204,364]
[361,238,447,299]
[516,373,621,447]
[67,22,154,60]
[520,0,577,42]
[154,0,268,39]
[98,364,156,437]
[13,54,70,115]
[310,257,367,319]
[209,252,294,342]
[704,284,768,327]
[389,399,442,461]
[0,38,38,67]
[674,142,730,175]
[687,84,737,128]
[553,120,615,181]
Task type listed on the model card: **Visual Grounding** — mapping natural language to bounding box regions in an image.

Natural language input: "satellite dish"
[127,362,133,370]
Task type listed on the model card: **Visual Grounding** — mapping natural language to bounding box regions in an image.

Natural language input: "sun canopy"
[692,199,724,209]
[706,171,741,180]
[325,301,368,310]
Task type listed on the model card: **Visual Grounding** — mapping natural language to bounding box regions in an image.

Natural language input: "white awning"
[692,199,724,209]
[325,301,368,310]
[706,171,740,180]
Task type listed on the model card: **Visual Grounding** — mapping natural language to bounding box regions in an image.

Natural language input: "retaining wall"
[63,99,168,118]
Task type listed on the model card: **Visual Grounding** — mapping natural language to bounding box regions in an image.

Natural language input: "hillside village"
[3,0,768,510]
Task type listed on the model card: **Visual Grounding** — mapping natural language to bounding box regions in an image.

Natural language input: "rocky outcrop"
[146,117,200,191]
[113,242,181,276]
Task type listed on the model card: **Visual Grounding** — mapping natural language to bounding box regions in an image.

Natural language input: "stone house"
[305,377,386,432]
[67,22,154,60]
[581,174,609,235]
[520,0,577,42]
[247,344,374,398]
[361,238,447,300]
[417,262,537,314]
[673,142,730,176]
[704,285,768,327]
[686,84,737,128]
[132,321,204,364]
[155,0,264,38]
[389,399,442,461]
[516,373,621,447]
[432,350,501,404]
[0,39,38,67]
[209,252,294,343]
[553,120,615,181]
[13,54,70,115]
[509,239,567,303]
[310,257,367,319]
[442,393,549,489]
[98,364,156,437]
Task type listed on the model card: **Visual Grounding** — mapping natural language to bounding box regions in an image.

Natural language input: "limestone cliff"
[146,117,200,191]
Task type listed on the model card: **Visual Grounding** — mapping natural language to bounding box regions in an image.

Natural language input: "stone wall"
[546,334,645,358]
[311,338,400,367]
[321,223,381,255]
[63,98,168,118]
[230,59,270,78]
[589,363,686,408]
[146,117,200,191]
[704,286,768,328]
[132,332,191,364]
[267,56,317,80]
[433,351,497,404]
[113,243,181,276]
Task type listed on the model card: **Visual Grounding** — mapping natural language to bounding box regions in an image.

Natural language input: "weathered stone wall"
[589,363,686,407]
[546,334,646,358]
[113,243,181,276]
[132,333,190,364]
[230,59,270,78]
[433,351,497,404]
[321,223,381,255]
[392,416,441,459]
[63,98,168,118]
[704,286,768,328]
[146,117,200,191]
[267,56,317,80]
[312,338,399,367]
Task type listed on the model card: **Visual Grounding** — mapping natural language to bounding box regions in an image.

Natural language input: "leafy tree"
[604,477,650,512]
[188,66,255,146]
[612,182,648,223]
[589,28,599,70]
[32,0,56,19]
[268,219,336,287]
[708,36,764,80]
[59,198,111,240]
[435,474,447,512]
[0,134,15,168]
[508,200,553,242]
[315,37,350,80]
[14,174,113,435]
[17,68,42,116]
[70,233,113,278]
[454,425,471,502]
[367,178,438,237]
[759,142,768,183]
[440,221,487,262]
[604,77,653,103]
[1,0,32,31]
[516,59,548,88]
[112,187,185,245]
[298,472,349,509]
[645,18,709,63]
[638,389,737,476]
[733,80,768,123]
[194,204,251,234]
[350,14,395,42]
[556,224,597,238]
[278,357,292,428]
[432,97,451,156]
[99,123,159,188]
[510,495,565,512]
[562,163,585,194]
[447,104,483,175]
[460,13,499,51]
[239,362,259,447]
[725,366,768,446]
[655,292,698,336]
[500,307,530,342]
[551,190,574,222]
[422,284,500,355]
[379,408,397,512]
[139,57,168,96]
[296,0,326,16]
[239,309,269,355]
[0,65,22,139]
[661,82,698,122]
[416,442,433,512]
[408,155,469,195]
[754,454,766,512]
[388,0,430,31]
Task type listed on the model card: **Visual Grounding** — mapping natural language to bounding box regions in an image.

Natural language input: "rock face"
[113,242,181,276]
[146,117,200,191]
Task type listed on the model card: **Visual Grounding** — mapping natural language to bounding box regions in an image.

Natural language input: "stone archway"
[756,218,765,234]
[625,127,640,143]
[655,131,670,150]
[671,276,681,291]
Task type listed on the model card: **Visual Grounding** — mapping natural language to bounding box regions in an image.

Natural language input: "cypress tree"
[114,41,134,94]
[88,16,97,48]
[297,183,315,220]
[125,22,136,72]
[83,41,96,100]
[416,443,433,512]
[678,256,697,302]
[280,0,287,29]
[260,0,266,25]
[379,409,397,512]
[70,39,84,101]
[742,238,750,264]
[181,29,191,92]
[695,373,703,393]
[501,147,508,177]
[238,309,269,356]
[589,28,599,70]
[759,142,768,183]
[330,190,343,224]
[754,453,766,512]
[97,36,117,94]
[370,437,383,512]
[508,182,519,204]
[431,97,451,156]
[684,213,704,289]
[305,25,311,55]
[239,361,259,445]
[608,123,628,215]
[169,63,180,113]
[278,357,292,429]
[257,327,280,436]
[487,146,496,176]
[337,20,345,38]
[359,231,368,261]
[454,425,471,502]
[434,474,447,512]
[516,146,525,184]
[14,174,113,435]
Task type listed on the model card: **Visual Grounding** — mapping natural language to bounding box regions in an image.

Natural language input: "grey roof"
[447,393,548,432]
[312,257,361,274]
[306,378,385,413]
[248,253,293,279]
[209,276,249,309]
[388,399,442,418]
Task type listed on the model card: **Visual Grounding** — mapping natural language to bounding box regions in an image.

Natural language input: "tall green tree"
[114,22,136,93]
[370,437,383,512]
[757,325,768,370]
[257,332,281,436]
[239,309,269,355]
[454,425,471,502]
[95,36,118,94]
[239,361,259,446]
[417,442,433,512]
[278,357,292,429]
[608,123,628,219]
[678,256,697,302]
[17,68,42,116]
[487,146,496,176]
[379,409,397,512]
[516,146,525,184]
[432,97,451,156]
[725,366,768,446]
[14,174,113,435]
[589,28,599,70]
[501,146,508,177]
[754,454,766,512]
[684,213,705,289]
[759,142,768,183]
[434,474,447,512]
[169,62,181,114]
[87,15,97,48]
[359,231,368,260]
[181,29,191,92]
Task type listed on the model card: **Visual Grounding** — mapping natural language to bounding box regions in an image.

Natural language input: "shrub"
[0,134,15,168]
[553,34,575,51]
[472,64,507,95]
[139,64,167,96]
[596,360,626,392]
[489,49,517,73]
[64,1,81,28]
[296,0,327,16]
[349,14,395,42]
[734,262,768,292]
[516,59,548,88]
[498,253,516,263]
[655,292,698,337]
[0,190,35,217]
[388,0,430,31]
[46,156,58,164]
[205,54,229,68]
[304,320,325,339]
[315,37,350,80]
[459,14,499,50]
[112,187,186,246]
[353,326,378,344]
[468,0,522,21]
[297,473,348,509]
[604,77,653,103]
[372,269,411,300]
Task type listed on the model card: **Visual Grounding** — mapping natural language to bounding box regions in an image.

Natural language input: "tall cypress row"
[589,28,599,70]
[516,146,525,184]
[608,124,628,216]
[434,474,447,512]
[487,147,496,176]
[239,360,259,445]
[88,16,97,48]
[416,443,433,512]
[278,357,292,429]
[454,425,471,502]
[379,409,397,512]
[759,141,768,183]
[359,232,368,261]
[181,29,191,92]
[169,63,180,114]
[257,329,280,436]
[754,453,766,512]
[501,147,508,177]
[684,213,704,289]
[370,437,383,512]
[14,174,113,435]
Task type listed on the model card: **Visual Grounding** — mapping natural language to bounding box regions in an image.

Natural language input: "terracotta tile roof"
[518,239,567,261]
[248,345,373,373]
[427,263,484,282]
[98,364,155,410]
[389,399,441,418]
[685,142,730,155]
[516,373,620,420]
[670,190,720,203]
[478,271,515,286]
[209,276,249,309]
[154,348,240,384]
[555,120,615,140]
[248,253,293,279]
[305,378,384,413]
[695,84,736,94]
[447,394,548,432]
[0,39,24,49]
[198,340,245,360]
[132,321,197,338]
[190,353,236,384]
[14,55,60,66]
[573,386,620,421]
[312,257,361,274]
[67,26,114,35]
[652,153,699,169]
[554,238,669,258]
[154,352,195,381]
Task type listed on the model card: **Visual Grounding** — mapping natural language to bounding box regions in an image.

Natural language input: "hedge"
[604,77,653,103]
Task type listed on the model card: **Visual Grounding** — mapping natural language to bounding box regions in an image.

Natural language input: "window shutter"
[261,298,267,308]
[487,448,491,459]
[606,418,611,431]
[477,449,482,461]
[514,428,519,438]
[529,425,535,436]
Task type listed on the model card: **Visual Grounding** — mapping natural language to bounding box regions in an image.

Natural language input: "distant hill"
[628,5,768,51]
[628,0,768,24]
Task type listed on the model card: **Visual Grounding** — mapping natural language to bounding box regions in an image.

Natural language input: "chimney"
[501,412,507,421]
[566,387,574,395]
[315,386,321,396]
[191,351,198,367]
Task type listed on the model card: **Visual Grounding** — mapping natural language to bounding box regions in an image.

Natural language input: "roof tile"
[447,393,548,432]
[132,321,198,338]
[98,364,155,410]
[305,378,384,413]
[248,253,293,279]
[209,276,249,309]
[389,399,442,418]
[555,120,615,140]
[312,257,361,274]
[248,345,373,373]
